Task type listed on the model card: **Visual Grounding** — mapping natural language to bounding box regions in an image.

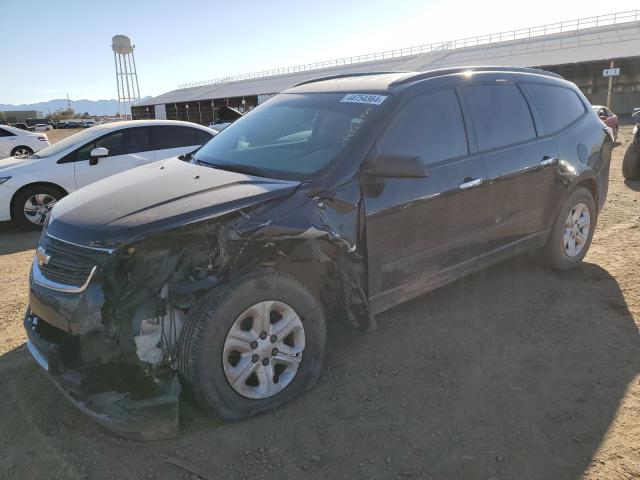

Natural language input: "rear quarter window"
[194,128,214,145]
[523,83,586,134]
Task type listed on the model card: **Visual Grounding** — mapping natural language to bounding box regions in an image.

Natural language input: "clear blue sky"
[3,0,637,104]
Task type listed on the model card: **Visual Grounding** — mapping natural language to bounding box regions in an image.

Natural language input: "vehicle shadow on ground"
[0,222,40,255]
[1,255,638,480]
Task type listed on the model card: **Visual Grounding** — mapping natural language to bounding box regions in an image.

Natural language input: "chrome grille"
[37,234,110,288]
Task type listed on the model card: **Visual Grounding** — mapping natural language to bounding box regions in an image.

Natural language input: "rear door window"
[152,126,202,150]
[524,83,586,133]
[0,128,15,137]
[125,127,152,154]
[463,83,536,151]
[377,88,468,166]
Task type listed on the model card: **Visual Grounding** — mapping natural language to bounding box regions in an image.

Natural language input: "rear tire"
[11,146,33,157]
[12,185,63,230]
[543,186,596,270]
[622,137,640,180]
[178,270,326,421]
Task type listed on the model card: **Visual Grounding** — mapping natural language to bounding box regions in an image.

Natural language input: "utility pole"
[606,60,614,108]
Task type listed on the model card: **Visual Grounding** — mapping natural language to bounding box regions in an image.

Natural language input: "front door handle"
[540,155,558,167]
[459,178,483,190]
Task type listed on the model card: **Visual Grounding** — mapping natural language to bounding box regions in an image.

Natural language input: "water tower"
[111,35,141,118]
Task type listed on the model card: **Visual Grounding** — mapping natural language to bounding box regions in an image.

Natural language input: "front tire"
[12,185,63,230]
[178,270,326,421]
[543,186,596,270]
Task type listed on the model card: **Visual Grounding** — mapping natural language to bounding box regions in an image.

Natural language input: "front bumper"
[24,304,181,441]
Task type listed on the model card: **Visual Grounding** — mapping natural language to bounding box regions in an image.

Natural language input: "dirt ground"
[45,128,84,144]
[0,127,639,480]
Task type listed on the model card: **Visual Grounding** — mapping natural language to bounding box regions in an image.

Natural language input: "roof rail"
[390,66,563,87]
[293,71,407,88]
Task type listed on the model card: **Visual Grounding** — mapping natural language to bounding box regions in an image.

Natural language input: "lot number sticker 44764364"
[340,94,388,105]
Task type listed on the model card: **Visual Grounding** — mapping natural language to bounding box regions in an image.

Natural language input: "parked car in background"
[0,120,216,228]
[208,121,231,133]
[622,107,640,180]
[592,105,618,140]
[208,105,243,133]
[22,67,613,438]
[0,124,50,158]
[13,123,29,130]
[26,118,55,130]
[34,124,53,132]
[58,121,82,129]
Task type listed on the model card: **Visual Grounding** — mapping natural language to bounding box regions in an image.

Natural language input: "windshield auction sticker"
[340,94,388,105]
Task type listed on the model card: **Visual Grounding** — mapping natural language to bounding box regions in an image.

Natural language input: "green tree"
[47,107,76,121]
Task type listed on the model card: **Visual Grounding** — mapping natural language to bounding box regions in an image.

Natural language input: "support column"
[606,59,615,108]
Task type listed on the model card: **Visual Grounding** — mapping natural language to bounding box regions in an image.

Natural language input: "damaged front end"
[24,157,373,440]
[26,226,224,440]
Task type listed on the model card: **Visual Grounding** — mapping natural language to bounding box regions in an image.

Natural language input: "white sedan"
[0,125,51,157]
[0,120,216,228]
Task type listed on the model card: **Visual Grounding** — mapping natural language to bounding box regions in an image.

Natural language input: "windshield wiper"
[195,159,267,178]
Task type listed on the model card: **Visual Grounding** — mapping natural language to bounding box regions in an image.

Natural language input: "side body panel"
[458,82,561,250]
[364,74,609,314]
[364,155,490,300]
[0,129,17,157]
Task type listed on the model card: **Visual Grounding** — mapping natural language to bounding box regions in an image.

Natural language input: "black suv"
[25,67,612,439]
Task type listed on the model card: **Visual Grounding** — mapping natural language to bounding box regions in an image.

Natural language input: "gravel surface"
[0,127,638,479]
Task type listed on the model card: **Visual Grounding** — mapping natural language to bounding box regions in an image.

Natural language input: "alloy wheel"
[13,148,31,157]
[23,194,57,225]
[223,300,305,399]
[563,202,590,257]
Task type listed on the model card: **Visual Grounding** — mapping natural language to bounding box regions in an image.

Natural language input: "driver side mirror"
[89,147,109,166]
[363,152,428,179]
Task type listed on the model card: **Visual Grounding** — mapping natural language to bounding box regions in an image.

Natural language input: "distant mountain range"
[0,97,152,116]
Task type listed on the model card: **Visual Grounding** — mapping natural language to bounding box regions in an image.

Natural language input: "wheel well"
[9,182,68,219]
[10,145,34,155]
[272,258,340,313]
[576,178,598,208]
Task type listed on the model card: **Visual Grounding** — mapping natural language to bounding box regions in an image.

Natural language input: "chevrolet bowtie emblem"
[36,246,51,266]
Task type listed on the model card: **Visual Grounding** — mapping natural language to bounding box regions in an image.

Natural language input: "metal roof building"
[132,10,640,123]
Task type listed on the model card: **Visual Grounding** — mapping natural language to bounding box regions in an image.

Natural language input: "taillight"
[38,135,48,141]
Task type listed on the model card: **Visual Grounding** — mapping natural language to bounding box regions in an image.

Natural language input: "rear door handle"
[459,178,483,189]
[540,155,558,167]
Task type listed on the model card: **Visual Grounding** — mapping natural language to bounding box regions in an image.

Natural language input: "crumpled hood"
[47,158,300,248]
